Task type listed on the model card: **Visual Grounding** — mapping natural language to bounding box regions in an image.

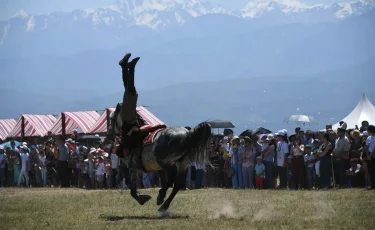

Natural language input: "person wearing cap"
[366,125,375,188]
[229,136,243,189]
[17,145,30,187]
[255,156,265,189]
[276,130,289,189]
[263,134,276,189]
[333,127,350,188]
[0,145,7,187]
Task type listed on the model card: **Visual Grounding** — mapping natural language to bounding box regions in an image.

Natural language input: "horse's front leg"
[158,161,186,212]
[157,166,177,205]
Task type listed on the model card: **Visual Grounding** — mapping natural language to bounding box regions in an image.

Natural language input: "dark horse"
[107,54,212,212]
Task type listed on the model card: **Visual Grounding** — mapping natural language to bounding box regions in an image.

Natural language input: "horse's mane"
[186,122,212,164]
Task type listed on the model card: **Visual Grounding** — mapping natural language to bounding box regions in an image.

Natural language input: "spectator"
[58,137,70,188]
[360,131,371,188]
[291,137,305,190]
[229,136,243,189]
[276,130,288,189]
[304,145,316,189]
[366,125,375,189]
[17,145,29,187]
[255,156,265,189]
[263,134,276,189]
[333,127,350,188]
[0,145,7,187]
[241,137,256,189]
[317,133,332,190]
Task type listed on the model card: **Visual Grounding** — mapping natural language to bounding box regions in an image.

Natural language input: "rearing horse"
[107,53,211,212]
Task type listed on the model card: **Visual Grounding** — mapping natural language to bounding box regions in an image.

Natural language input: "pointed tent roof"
[332,93,375,129]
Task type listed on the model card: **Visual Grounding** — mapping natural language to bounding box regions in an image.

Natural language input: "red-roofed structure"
[0,119,17,141]
[49,111,100,136]
[7,115,56,138]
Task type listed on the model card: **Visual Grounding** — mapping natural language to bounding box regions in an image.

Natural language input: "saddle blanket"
[143,128,163,145]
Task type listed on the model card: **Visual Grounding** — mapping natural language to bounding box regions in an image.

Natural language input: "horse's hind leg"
[158,162,186,212]
[157,166,177,206]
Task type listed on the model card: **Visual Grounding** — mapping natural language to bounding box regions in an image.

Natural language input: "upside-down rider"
[117,53,152,205]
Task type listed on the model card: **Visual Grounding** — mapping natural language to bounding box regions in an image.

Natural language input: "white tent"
[332,93,375,130]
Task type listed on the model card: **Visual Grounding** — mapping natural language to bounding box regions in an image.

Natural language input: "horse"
[107,103,212,212]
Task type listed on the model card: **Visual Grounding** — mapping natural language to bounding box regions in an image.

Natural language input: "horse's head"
[107,103,123,140]
[106,103,147,141]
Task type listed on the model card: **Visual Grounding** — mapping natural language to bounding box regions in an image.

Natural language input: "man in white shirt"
[276,130,289,189]
[18,146,30,187]
[333,127,350,188]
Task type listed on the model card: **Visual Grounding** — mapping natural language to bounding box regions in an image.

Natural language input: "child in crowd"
[81,159,90,189]
[104,155,112,189]
[96,156,105,189]
[87,153,95,189]
[255,156,265,189]
[304,145,316,189]
[39,149,47,186]
[313,139,320,189]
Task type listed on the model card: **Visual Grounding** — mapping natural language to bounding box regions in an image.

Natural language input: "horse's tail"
[186,122,212,164]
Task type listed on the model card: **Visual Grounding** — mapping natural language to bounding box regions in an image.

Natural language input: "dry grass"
[0,188,374,230]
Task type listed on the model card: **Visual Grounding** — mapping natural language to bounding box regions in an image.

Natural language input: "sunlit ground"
[1,187,374,230]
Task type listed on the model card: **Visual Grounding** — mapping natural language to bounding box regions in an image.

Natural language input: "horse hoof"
[139,195,152,205]
[156,196,165,206]
[158,206,168,213]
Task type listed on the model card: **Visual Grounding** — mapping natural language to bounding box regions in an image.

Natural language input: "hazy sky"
[0,0,346,20]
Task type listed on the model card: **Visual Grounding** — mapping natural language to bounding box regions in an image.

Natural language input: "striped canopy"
[8,114,56,138]
[137,106,166,132]
[88,108,115,135]
[0,119,17,141]
[49,111,100,135]
[88,106,166,135]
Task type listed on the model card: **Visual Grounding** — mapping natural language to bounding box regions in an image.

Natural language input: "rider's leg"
[119,53,131,89]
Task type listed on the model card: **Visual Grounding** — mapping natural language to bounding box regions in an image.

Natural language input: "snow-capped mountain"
[241,0,375,22]
[0,0,374,58]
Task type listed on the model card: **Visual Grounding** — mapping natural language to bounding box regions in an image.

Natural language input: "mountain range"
[1,0,375,58]
[0,0,374,131]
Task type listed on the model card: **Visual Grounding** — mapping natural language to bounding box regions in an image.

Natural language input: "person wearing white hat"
[276,130,289,189]
[17,145,29,187]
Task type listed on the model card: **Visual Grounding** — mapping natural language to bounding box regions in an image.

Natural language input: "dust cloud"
[208,200,244,220]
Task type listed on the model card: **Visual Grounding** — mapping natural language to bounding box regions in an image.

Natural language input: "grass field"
[1,188,374,230]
